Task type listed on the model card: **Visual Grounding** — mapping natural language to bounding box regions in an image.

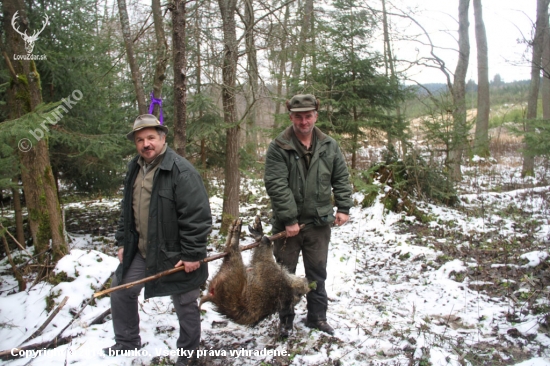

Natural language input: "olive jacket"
[115,146,212,299]
[264,126,353,233]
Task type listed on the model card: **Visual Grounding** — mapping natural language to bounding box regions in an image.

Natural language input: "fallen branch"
[88,308,111,326]
[0,223,32,256]
[20,296,69,345]
[94,227,302,298]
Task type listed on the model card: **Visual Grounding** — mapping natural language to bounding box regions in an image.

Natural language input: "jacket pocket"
[314,205,335,226]
[158,189,178,241]
[319,173,332,198]
[159,189,175,212]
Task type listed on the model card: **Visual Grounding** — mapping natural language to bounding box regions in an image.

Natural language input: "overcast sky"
[388,0,537,85]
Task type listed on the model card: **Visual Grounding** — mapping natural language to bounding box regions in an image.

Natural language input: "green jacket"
[115,147,212,299]
[264,126,353,232]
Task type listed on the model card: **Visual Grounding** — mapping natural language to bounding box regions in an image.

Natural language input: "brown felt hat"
[286,94,319,112]
[126,114,168,141]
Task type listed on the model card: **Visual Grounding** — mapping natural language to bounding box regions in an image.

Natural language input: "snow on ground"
[0,159,549,365]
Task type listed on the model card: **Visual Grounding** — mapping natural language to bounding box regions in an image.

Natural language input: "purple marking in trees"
[148,91,164,125]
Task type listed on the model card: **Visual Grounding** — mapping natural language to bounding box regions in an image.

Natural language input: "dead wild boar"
[200,218,310,326]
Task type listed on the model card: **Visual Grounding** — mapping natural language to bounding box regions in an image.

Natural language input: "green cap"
[126,114,168,141]
[287,94,318,112]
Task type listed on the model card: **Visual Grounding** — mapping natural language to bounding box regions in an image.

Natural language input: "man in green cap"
[103,114,211,366]
[264,94,353,338]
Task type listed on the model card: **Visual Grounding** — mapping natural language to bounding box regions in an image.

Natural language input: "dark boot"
[305,319,334,335]
[278,315,294,339]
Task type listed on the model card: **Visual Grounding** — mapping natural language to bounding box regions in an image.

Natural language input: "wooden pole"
[93,227,302,298]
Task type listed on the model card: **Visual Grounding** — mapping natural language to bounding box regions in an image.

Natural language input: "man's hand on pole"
[175,260,200,273]
[285,223,300,237]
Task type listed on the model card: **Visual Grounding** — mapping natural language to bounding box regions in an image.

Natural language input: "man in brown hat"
[103,114,211,366]
[264,94,353,338]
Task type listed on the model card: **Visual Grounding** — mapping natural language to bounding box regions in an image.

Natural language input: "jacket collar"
[276,126,328,151]
[158,146,178,170]
[129,145,176,171]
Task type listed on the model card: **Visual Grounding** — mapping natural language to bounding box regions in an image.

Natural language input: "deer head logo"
[11,11,49,54]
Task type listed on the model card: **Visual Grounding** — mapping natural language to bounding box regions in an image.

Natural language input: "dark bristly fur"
[200,219,310,326]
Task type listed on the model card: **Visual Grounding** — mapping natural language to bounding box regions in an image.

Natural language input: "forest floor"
[0,148,550,366]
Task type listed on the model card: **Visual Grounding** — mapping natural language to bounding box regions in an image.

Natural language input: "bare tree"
[151,0,168,118]
[273,3,291,116]
[192,8,207,170]
[172,0,188,157]
[473,0,490,158]
[243,0,260,156]
[218,0,241,233]
[117,0,147,114]
[291,0,314,90]
[448,0,471,181]
[522,0,550,177]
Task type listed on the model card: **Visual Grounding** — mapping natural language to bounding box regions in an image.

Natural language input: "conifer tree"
[313,0,405,169]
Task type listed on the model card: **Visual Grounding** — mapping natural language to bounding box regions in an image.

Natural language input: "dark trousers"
[110,254,201,351]
[273,225,331,323]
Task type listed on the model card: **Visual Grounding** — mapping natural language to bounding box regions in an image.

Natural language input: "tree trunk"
[12,177,25,247]
[3,1,68,263]
[448,0,471,181]
[194,13,207,170]
[274,3,291,117]
[172,0,188,157]
[117,0,147,114]
[473,0,490,158]
[244,0,259,157]
[522,0,549,177]
[151,0,168,118]
[217,0,240,234]
[291,0,314,91]
[542,23,550,119]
